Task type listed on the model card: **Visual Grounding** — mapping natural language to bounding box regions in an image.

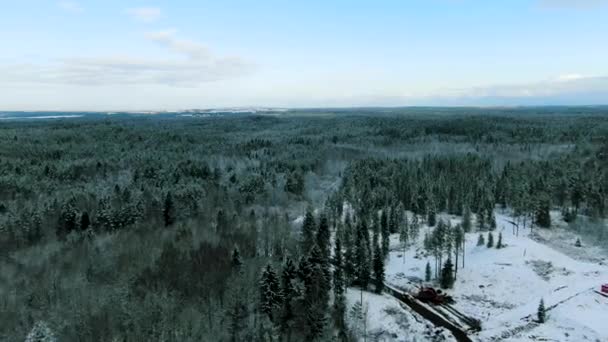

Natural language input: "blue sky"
[1,0,607,110]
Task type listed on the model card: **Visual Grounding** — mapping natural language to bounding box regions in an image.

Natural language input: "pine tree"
[301,207,316,253]
[317,213,331,261]
[279,258,297,339]
[496,232,503,249]
[535,196,551,228]
[427,205,437,227]
[260,264,281,321]
[162,192,175,227]
[477,233,485,246]
[453,225,464,278]
[355,220,371,289]
[389,205,398,234]
[231,247,243,271]
[308,245,331,307]
[477,210,486,231]
[425,261,432,282]
[56,200,77,240]
[372,241,385,293]
[80,212,90,231]
[537,298,546,323]
[399,215,409,262]
[462,207,472,233]
[575,238,582,247]
[303,261,328,340]
[489,210,497,231]
[380,208,390,257]
[487,232,494,248]
[216,209,228,233]
[440,258,454,289]
[332,238,347,339]
[343,215,356,284]
[227,288,248,342]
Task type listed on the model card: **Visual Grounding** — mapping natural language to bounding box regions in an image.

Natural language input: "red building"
[602,284,608,294]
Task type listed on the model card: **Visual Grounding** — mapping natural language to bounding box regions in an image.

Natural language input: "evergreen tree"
[279,258,297,339]
[162,191,175,227]
[260,264,281,321]
[440,257,454,289]
[388,205,398,234]
[231,247,243,271]
[425,261,432,282]
[308,245,331,307]
[496,232,503,249]
[477,233,485,246]
[462,207,472,233]
[477,210,486,231]
[381,208,390,257]
[301,207,316,253]
[227,287,249,342]
[399,214,409,262]
[575,238,582,247]
[535,196,551,228]
[453,225,464,278]
[216,209,228,233]
[487,232,494,248]
[489,210,497,231]
[56,200,77,240]
[354,220,371,289]
[303,260,328,340]
[332,238,347,339]
[80,212,90,231]
[537,298,546,323]
[427,205,437,227]
[372,241,385,293]
[343,215,356,283]
[317,213,331,261]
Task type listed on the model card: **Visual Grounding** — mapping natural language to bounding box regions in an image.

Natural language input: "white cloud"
[58,1,83,13]
[0,30,252,87]
[127,7,162,22]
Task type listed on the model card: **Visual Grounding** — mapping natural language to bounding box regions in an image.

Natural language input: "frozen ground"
[345,288,457,342]
[384,211,608,342]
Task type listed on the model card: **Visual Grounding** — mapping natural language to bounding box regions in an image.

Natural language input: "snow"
[345,288,457,342]
[383,211,608,342]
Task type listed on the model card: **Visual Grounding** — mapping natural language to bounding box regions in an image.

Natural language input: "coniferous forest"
[1,108,607,341]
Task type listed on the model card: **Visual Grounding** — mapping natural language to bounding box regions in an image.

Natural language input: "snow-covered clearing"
[345,288,457,342]
[384,212,608,342]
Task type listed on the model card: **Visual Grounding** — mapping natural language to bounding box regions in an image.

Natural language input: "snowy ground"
[345,288,457,342]
[384,211,608,342]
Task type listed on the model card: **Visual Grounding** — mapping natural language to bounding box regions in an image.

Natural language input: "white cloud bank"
[57,1,83,13]
[0,30,252,87]
[126,7,162,22]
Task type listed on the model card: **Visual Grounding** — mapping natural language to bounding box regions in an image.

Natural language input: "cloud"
[409,75,608,106]
[0,30,252,87]
[127,7,162,22]
[537,0,608,9]
[58,1,83,13]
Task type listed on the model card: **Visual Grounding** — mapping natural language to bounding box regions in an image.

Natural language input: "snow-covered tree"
[537,298,546,323]
[25,321,56,342]
[372,240,385,293]
[487,232,494,248]
[259,264,281,321]
[477,233,485,246]
[440,257,455,289]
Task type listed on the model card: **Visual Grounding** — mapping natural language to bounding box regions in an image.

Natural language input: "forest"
[1,108,607,341]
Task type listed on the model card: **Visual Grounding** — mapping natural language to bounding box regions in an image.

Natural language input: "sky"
[1,0,608,110]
